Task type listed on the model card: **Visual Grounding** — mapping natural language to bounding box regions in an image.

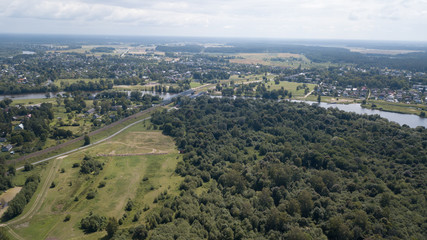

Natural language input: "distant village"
[285,68,427,104]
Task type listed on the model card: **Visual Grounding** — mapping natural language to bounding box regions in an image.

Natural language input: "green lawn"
[266,81,316,96]
[11,98,56,106]
[189,81,202,88]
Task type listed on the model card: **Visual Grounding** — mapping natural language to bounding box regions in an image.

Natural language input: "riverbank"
[361,100,427,117]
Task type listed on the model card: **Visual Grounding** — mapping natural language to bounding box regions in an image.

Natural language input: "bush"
[80,157,102,175]
[64,214,71,222]
[86,190,96,199]
[132,225,148,240]
[106,217,119,237]
[125,198,134,211]
[98,181,106,188]
[84,134,90,146]
[80,213,106,233]
[23,163,33,172]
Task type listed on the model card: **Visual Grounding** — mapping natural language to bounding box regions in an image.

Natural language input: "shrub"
[86,190,96,199]
[80,214,106,233]
[98,181,106,188]
[64,214,71,222]
[125,198,134,211]
[80,157,103,175]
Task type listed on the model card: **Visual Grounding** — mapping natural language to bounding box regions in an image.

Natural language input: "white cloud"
[0,0,426,40]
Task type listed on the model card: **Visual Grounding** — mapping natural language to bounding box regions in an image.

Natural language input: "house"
[0,138,6,142]
[14,123,24,130]
[2,144,12,152]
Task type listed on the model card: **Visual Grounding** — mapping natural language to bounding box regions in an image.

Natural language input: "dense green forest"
[139,97,427,240]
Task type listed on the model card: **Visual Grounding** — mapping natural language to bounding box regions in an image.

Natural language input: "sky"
[1,0,427,41]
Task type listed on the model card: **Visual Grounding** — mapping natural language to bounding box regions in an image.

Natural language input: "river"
[293,100,427,128]
[211,96,427,128]
[1,92,425,128]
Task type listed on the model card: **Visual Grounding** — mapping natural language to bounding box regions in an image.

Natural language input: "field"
[305,94,358,103]
[265,80,316,97]
[363,100,427,116]
[47,45,125,56]
[229,53,302,65]
[54,78,106,87]
[226,53,334,69]
[7,120,183,239]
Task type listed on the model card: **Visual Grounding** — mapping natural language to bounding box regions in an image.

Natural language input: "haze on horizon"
[1,0,427,42]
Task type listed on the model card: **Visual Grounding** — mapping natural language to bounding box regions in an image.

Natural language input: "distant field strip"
[97,153,168,157]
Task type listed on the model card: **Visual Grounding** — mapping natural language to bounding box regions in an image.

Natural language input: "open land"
[7,120,183,240]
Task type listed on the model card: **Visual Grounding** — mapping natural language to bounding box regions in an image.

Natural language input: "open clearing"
[266,81,316,96]
[229,53,303,66]
[8,120,182,240]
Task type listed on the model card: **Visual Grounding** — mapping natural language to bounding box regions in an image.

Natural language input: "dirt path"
[12,106,157,167]
[1,157,62,239]
[3,116,152,239]
[304,89,314,98]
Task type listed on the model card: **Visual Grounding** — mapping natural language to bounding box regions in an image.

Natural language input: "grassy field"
[9,120,183,239]
[266,81,316,97]
[55,78,107,87]
[10,98,57,106]
[362,100,427,116]
[229,53,302,66]
[225,53,334,69]
[189,81,202,88]
[305,95,359,103]
[47,45,125,56]
[228,74,263,83]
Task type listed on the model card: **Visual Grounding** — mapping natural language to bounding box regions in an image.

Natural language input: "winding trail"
[1,87,199,239]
